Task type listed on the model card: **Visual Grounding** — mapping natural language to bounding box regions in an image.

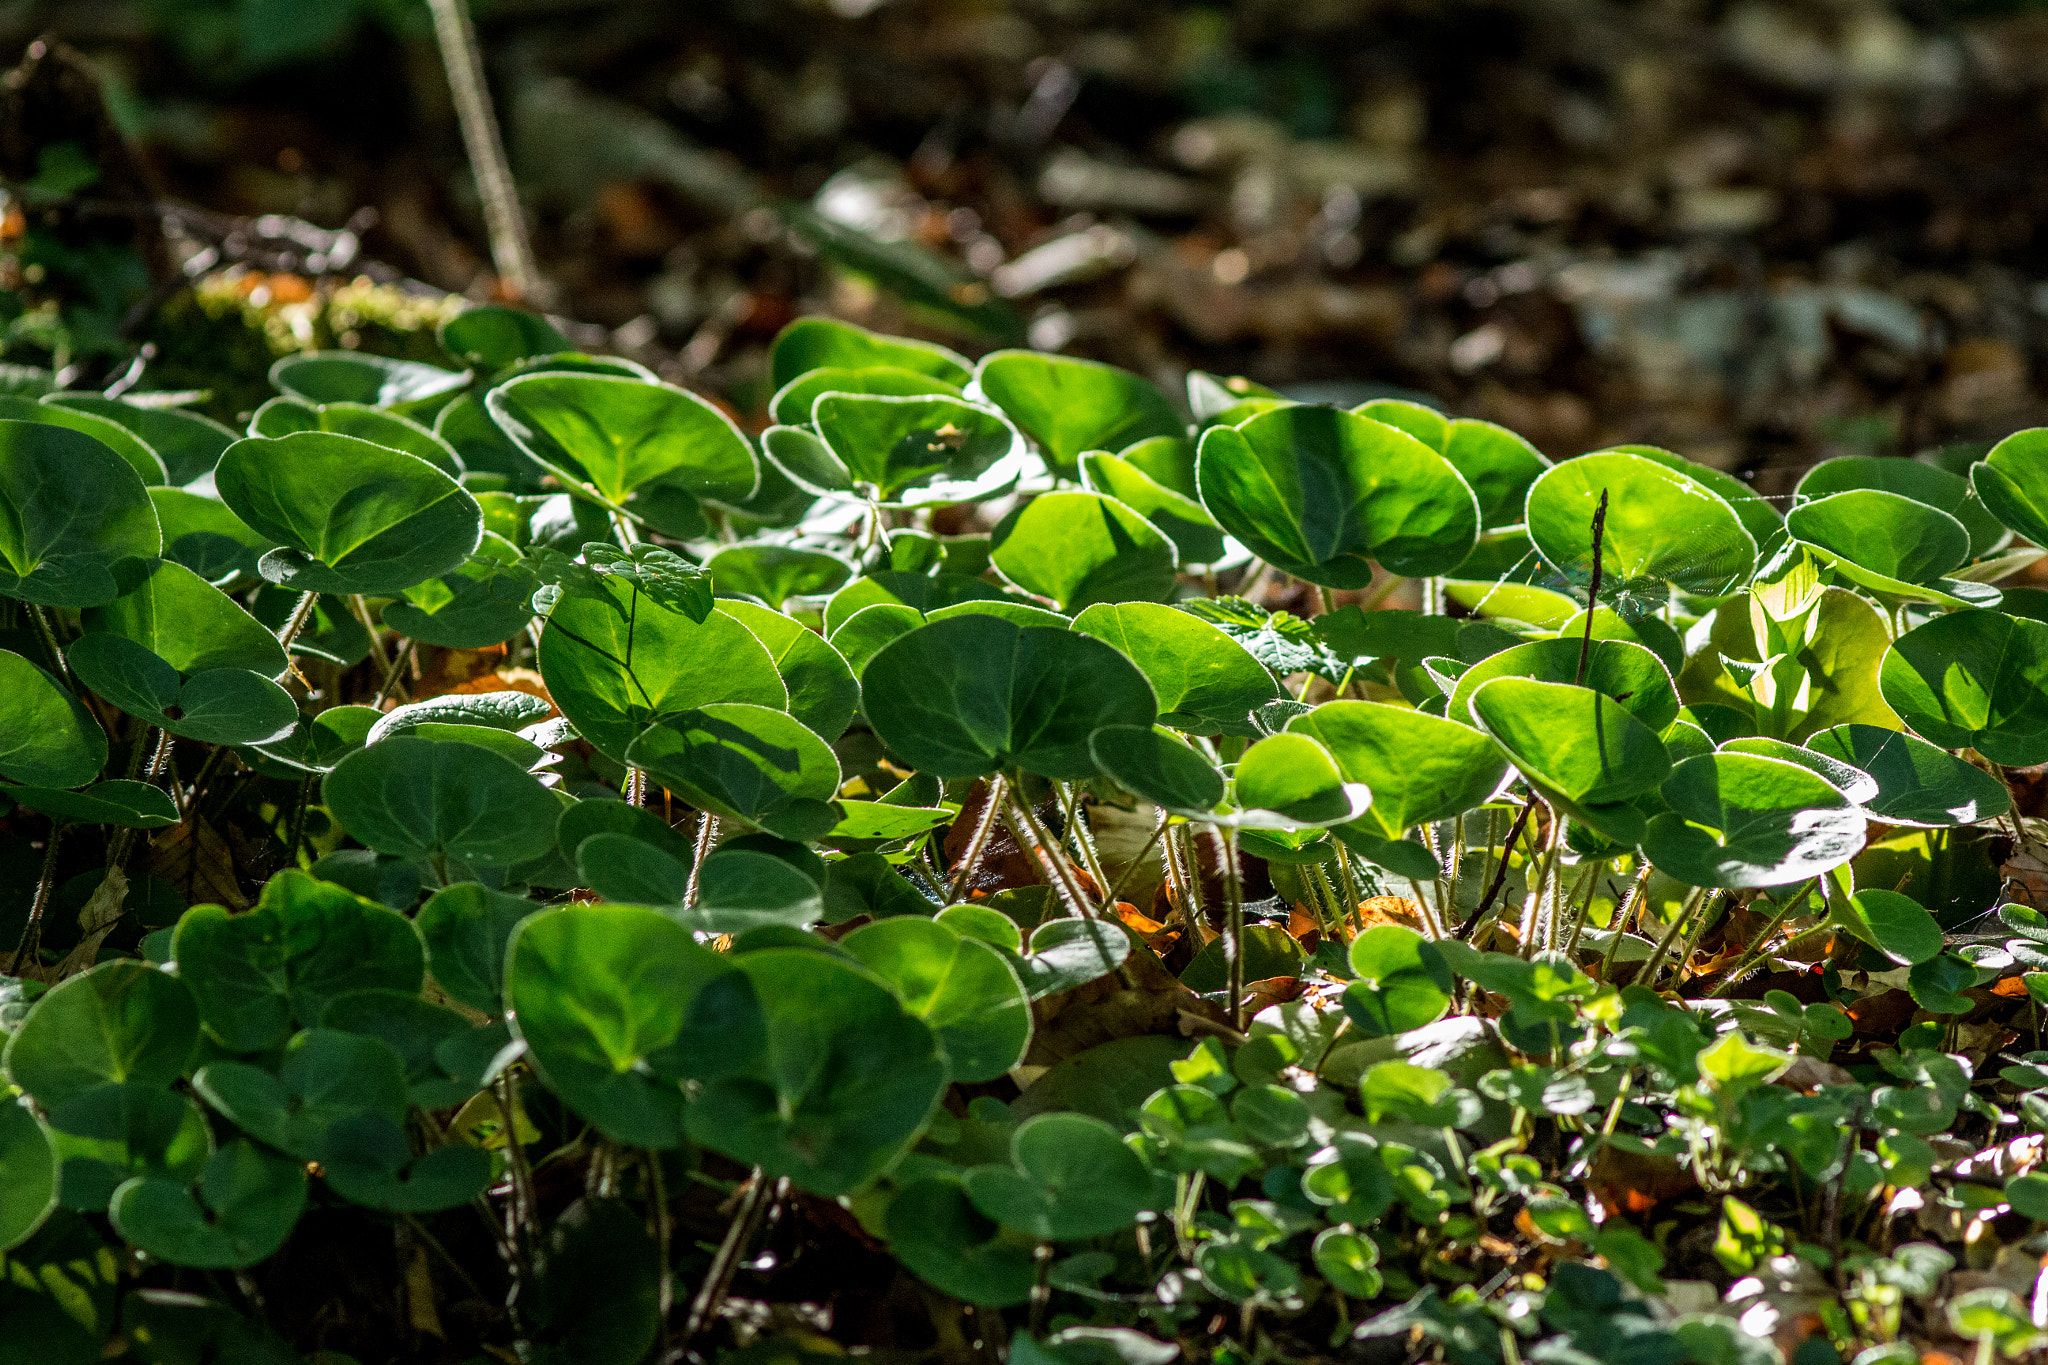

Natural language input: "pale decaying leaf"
[148,816,251,910]
[31,865,127,982]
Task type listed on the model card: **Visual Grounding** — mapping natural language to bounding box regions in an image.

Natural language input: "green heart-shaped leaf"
[45,393,234,486]
[84,558,286,676]
[775,392,1024,507]
[961,1112,1154,1238]
[171,871,424,1051]
[1526,450,1754,599]
[0,1101,55,1251]
[251,398,463,475]
[323,736,562,871]
[0,650,107,788]
[1799,454,2005,559]
[537,575,785,762]
[707,543,853,607]
[0,420,161,607]
[1642,753,1865,888]
[1343,925,1453,1038]
[1469,676,1669,846]
[886,1177,1034,1308]
[1197,405,1480,586]
[1287,699,1508,842]
[1448,636,1678,733]
[865,616,1157,779]
[768,365,962,425]
[1880,608,2048,765]
[1070,602,1281,736]
[1806,723,2009,827]
[192,1029,409,1159]
[487,373,758,508]
[440,305,571,369]
[110,1140,306,1268]
[509,905,733,1147]
[319,1111,492,1212]
[1831,888,1943,966]
[3,961,198,1109]
[417,881,536,1016]
[1,780,178,829]
[1088,724,1227,814]
[842,917,1032,1083]
[269,351,468,412]
[973,351,1181,477]
[624,703,840,840]
[990,492,1178,612]
[715,600,860,742]
[67,633,298,746]
[215,431,482,595]
[1787,489,1971,596]
[770,317,970,388]
[1078,450,1225,564]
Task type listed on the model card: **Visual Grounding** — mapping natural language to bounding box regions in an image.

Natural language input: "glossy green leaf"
[973,351,1181,476]
[625,703,841,840]
[886,1177,1034,1307]
[1070,602,1281,736]
[1197,405,1480,586]
[1078,450,1226,563]
[1832,888,1943,966]
[67,634,297,746]
[3,962,198,1109]
[680,948,948,1195]
[1088,724,1226,814]
[149,487,273,585]
[710,599,859,741]
[1287,700,1508,841]
[1227,731,1370,829]
[0,396,167,484]
[0,650,107,788]
[251,398,462,475]
[1013,917,1136,1000]
[1642,753,1865,888]
[269,351,467,412]
[214,431,482,595]
[822,570,1005,634]
[1448,636,1679,733]
[0,1102,55,1252]
[1359,401,1550,532]
[0,781,177,829]
[192,1029,409,1159]
[770,317,971,388]
[508,905,732,1147]
[1880,609,2048,765]
[488,373,757,510]
[1717,736,1877,804]
[319,1112,492,1212]
[778,392,1024,507]
[171,871,425,1051]
[0,420,161,607]
[990,492,1178,612]
[440,305,571,369]
[961,1112,1155,1238]
[1343,925,1453,1038]
[1973,429,2048,548]
[768,365,962,425]
[110,1141,306,1268]
[44,394,235,486]
[1470,677,1670,845]
[1798,454,2005,559]
[842,917,1032,1082]
[537,575,785,761]
[1787,489,1970,591]
[416,881,536,1015]
[84,558,286,675]
[1806,723,2010,827]
[708,543,853,607]
[865,616,1157,779]
[323,736,562,870]
[1526,450,1754,598]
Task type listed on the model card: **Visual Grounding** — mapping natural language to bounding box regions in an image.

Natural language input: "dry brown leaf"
[148,816,250,910]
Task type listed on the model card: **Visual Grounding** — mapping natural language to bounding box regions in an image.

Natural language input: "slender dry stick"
[495,1069,538,1267]
[1598,861,1655,981]
[944,775,1008,904]
[373,639,417,706]
[425,0,544,301]
[681,1171,784,1345]
[1458,797,1535,940]
[1574,490,1610,684]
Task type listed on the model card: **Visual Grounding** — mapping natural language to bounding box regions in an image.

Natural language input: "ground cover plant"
[8,308,2048,1365]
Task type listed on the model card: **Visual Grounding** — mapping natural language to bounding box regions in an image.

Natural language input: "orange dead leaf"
[148,817,250,910]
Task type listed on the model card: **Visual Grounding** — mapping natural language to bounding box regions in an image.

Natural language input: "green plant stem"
[944,775,1007,904]
[1520,804,1562,958]
[1558,860,1602,957]
[1218,825,1246,1030]
[1405,875,1447,942]
[1664,889,1726,989]
[5,824,64,975]
[1003,784,1099,922]
[372,639,416,706]
[1598,861,1655,981]
[1168,821,1206,944]
[1057,780,1111,897]
[273,589,321,654]
[180,744,231,820]
[681,1169,784,1345]
[1359,573,1407,612]
[1332,840,1364,937]
[495,1069,538,1269]
[347,593,400,693]
[646,1151,673,1342]
[284,776,314,870]
[1638,885,1707,989]
[1104,813,1169,907]
[1706,877,1820,998]
[27,602,76,691]
[686,811,718,907]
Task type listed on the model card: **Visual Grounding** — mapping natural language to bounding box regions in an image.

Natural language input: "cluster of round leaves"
[7,306,2048,1357]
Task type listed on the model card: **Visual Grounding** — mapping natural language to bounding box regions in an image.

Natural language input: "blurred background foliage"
[8,0,2048,483]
